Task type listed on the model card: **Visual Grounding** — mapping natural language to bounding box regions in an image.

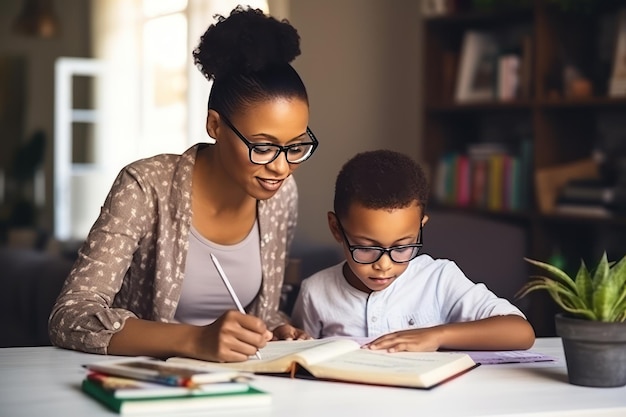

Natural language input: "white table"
[1,338,625,417]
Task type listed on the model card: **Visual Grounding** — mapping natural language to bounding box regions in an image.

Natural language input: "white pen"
[210,253,263,360]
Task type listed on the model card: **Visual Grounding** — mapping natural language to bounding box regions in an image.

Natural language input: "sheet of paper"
[462,350,557,365]
[259,339,546,368]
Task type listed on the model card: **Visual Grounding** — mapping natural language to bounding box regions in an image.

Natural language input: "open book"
[167,338,477,389]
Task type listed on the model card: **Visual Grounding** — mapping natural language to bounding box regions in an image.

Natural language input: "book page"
[462,350,557,365]
[167,338,360,373]
[273,338,360,367]
[306,349,476,388]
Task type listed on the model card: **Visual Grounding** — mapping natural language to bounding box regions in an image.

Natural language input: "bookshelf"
[421,0,626,336]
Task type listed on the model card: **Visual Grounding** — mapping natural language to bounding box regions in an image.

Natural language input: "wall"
[0,0,423,249]
[287,0,423,247]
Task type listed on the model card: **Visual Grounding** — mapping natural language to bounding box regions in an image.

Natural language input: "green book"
[81,377,271,415]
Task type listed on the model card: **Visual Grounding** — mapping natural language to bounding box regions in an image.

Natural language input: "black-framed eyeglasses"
[220,114,318,165]
[335,216,423,264]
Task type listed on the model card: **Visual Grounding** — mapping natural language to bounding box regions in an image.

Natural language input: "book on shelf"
[433,152,458,205]
[496,53,521,101]
[610,8,626,97]
[557,179,622,205]
[467,142,511,158]
[487,152,506,211]
[81,373,271,415]
[434,142,530,212]
[83,356,244,387]
[470,156,489,208]
[555,179,626,216]
[468,142,527,211]
[445,153,459,205]
[456,154,471,207]
[553,203,613,218]
[166,338,478,390]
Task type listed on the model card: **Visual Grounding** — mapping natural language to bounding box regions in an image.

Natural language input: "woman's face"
[207,97,311,200]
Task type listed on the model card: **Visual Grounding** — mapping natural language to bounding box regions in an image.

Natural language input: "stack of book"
[80,357,271,415]
[555,178,626,217]
[433,140,532,212]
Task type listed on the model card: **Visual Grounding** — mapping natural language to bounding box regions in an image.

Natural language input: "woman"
[49,6,316,362]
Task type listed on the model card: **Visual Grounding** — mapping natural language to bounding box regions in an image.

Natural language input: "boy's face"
[328,201,427,294]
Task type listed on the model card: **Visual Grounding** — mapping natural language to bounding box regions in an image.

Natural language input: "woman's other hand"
[272,324,311,341]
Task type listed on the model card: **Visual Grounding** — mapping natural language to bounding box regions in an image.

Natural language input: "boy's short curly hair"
[333,150,429,219]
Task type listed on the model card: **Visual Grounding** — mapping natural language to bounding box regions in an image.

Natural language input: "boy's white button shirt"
[291,254,525,339]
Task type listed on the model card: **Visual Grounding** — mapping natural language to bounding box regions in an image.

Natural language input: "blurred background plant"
[0,129,46,245]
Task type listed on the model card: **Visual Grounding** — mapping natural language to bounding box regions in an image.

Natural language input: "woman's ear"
[327,212,343,243]
[206,110,221,140]
[422,214,429,227]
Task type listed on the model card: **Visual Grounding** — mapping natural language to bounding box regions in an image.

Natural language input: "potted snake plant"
[516,251,626,387]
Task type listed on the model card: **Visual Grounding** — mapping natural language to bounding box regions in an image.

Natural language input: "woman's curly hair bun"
[193,6,301,81]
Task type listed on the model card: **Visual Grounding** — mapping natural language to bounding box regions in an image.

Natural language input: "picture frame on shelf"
[455,30,499,103]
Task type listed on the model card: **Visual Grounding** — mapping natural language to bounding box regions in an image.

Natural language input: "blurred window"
[54,0,269,241]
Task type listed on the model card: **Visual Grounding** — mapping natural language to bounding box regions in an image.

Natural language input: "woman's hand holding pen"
[195,310,272,362]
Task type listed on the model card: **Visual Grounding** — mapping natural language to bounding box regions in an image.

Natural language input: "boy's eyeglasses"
[335,217,423,264]
[220,114,318,165]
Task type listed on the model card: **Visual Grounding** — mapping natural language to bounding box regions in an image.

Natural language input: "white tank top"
[174,221,262,325]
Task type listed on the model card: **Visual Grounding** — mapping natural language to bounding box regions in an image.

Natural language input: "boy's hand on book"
[199,311,272,362]
[271,324,312,341]
[365,328,442,353]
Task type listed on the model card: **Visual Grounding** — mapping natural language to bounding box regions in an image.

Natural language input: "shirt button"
[113,322,121,329]
[408,319,415,326]
[371,316,377,322]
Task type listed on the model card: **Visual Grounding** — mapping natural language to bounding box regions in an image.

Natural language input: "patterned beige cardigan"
[49,144,297,354]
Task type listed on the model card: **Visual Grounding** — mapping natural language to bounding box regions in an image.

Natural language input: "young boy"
[291,150,535,352]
